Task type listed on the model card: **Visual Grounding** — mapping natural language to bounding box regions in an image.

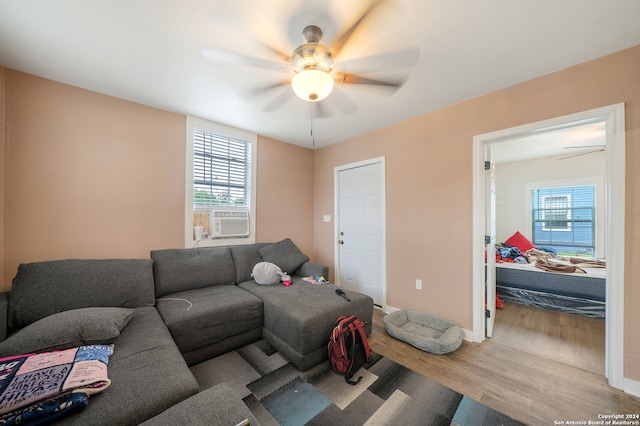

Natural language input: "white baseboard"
[383,305,400,314]
[624,378,640,397]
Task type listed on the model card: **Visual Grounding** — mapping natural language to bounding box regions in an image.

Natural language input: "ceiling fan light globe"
[292,69,334,102]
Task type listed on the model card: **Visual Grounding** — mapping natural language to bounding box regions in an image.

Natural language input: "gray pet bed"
[383,310,463,354]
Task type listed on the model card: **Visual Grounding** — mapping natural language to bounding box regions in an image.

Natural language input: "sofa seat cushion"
[56,307,199,426]
[239,279,373,360]
[156,286,263,355]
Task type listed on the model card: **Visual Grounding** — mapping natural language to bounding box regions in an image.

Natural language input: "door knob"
[339,240,344,244]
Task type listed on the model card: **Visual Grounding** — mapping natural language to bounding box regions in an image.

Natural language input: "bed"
[495,262,605,319]
[494,231,606,319]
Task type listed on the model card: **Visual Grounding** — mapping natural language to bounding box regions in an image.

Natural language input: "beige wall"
[255,135,315,257]
[2,70,316,290]
[0,66,5,289]
[3,70,187,288]
[314,45,640,381]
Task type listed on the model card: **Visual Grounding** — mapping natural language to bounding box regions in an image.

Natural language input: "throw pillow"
[258,238,309,273]
[251,262,283,285]
[0,307,134,357]
[504,231,537,254]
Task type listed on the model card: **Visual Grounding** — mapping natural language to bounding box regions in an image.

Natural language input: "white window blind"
[531,185,595,255]
[193,129,251,208]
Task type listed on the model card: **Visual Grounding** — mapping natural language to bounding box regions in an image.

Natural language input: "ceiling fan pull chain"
[310,104,315,147]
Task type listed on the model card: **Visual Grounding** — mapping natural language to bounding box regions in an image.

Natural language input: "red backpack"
[328,315,372,385]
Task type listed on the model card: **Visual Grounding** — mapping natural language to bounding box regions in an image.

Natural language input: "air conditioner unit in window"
[210,210,250,238]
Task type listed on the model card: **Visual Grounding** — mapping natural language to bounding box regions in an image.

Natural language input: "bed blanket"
[525,248,606,274]
[0,345,113,420]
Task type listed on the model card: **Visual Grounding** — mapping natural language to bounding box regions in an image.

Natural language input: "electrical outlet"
[415,279,422,290]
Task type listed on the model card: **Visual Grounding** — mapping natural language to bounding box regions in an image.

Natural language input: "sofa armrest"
[0,292,8,341]
[295,261,329,279]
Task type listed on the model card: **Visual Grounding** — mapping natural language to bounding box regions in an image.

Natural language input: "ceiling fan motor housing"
[291,25,333,72]
[290,25,335,102]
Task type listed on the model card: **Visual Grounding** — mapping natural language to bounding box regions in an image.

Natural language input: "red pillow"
[504,231,536,253]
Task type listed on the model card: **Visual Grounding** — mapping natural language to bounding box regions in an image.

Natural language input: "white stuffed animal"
[251,262,291,285]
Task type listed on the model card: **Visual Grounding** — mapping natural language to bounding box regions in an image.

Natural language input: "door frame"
[334,156,387,310]
[471,103,625,389]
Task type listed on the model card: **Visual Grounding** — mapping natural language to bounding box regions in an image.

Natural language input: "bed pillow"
[0,307,134,357]
[259,238,309,273]
[504,231,537,254]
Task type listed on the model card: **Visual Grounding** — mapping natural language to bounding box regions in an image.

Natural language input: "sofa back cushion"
[8,259,155,333]
[229,243,270,284]
[151,247,235,297]
[258,238,310,273]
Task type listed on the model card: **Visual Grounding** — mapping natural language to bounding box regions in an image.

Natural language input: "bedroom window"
[531,185,595,256]
[185,116,257,247]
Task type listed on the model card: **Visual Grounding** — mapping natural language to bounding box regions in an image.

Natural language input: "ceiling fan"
[201,0,419,116]
[558,145,606,160]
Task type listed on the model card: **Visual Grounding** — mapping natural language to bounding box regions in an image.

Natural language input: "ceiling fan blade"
[202,46,287,72]
[263,86,294,112]
[244,81,291,99]
[336,72,406,89]
[330,0,388,58]
[312,101,330,119]
[326,88,358,116]
[338,48,420,73]
[258,42,291,63]
[558,149,605,160]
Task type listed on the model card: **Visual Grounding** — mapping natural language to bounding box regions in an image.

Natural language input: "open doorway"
[488,123,606,374]
[472,103,625,389]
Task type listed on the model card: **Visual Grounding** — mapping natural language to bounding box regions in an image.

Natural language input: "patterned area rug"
[190,340,524,426]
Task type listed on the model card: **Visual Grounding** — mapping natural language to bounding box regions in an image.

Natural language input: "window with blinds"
[531,185,595,256]
[193,129,251,209]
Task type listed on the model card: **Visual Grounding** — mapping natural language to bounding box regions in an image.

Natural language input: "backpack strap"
[344,318,371,385]
[353,319,371,362]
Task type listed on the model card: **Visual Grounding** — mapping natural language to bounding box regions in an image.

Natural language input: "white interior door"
[336,160,384,306]
[485,155,497,338]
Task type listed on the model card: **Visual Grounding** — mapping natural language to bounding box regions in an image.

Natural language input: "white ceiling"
[0,0,639,149]
[491,121,607,164]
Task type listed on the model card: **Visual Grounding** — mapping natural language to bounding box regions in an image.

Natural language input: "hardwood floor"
[369,308,640,425]
[492,301,605,375]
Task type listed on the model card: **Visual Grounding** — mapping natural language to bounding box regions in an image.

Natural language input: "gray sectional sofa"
[0,238,374,425]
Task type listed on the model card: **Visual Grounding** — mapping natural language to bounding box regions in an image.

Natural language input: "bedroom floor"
[492,301,605,374]
[370,308,637,425]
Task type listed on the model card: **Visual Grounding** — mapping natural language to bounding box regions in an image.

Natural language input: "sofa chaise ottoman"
[239,278,373,371]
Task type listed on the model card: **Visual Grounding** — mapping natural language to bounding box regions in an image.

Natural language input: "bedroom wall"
[1,70,316,290]
[494,151,606,245]
[313,45,640,382]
